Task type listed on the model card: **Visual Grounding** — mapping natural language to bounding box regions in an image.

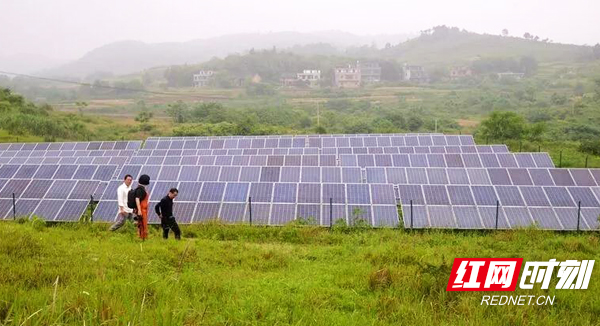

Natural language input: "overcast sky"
[1,0,599,60]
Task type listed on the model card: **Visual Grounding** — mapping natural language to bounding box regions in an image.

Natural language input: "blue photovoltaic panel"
[447,169,470,185]
[497,154,518,168]
[176,182,202,202]
[508,169,533,186]
[260,167,280,182]
[428,206,456,228]
[445,154,464,168]
[139,165,161,180]
[249,183,273,203]
[569,169,597,186]
[0,179,31,198]
[342,167,362,183]
[471,186,498,205]
[93,165,117,181]
[280,167,300,183]
[55,200,88,221]
[321,204,347,226]
[503,206,534,228]
[447,185,475,205]
[69,180,100,199]
[298,183,320,203]
[488,169,512,185]
[199,166,220,181]
[453,206,482,228]
[273,183,297,203]
[427,154,445,167]
[321,167,341,183]
[0,165,19,178]
[495,186,525,206]
[392,154,410,167]
[219,166,241,182]
[515,154,536,168]
[407,168,428,184]
[296,204,320,223]
[478,206,509,229]
[462,154,482,168]
[409,154,428,167]
[386,168,406,184]
[220,203,246,223]
[532,153,555,168]
[271,204,296,225]
[519,186,551,206]
[21,179,53,199]
[348,205,371,225]
[33,165,59,179]
[423,185,450,205]
[544,187,575,207]
[223,183,250,202]
[567,187,600,207]
[398,185,424,205]
[248,203,270,225]
[14,165,39,179]
[172,202,196,223]
[426,168,448,185]
[14,199,40,218]
[301,167,320,183]
[35,199,67,221]
[322,183,345,204]
[480,155,500,168]
[372,206,399,227]
[549,169,575,186]
[346,184,370,204]
[179,165,201,181]
[200,182,225,202]
[249,155,267,166]
[528,207,562,230]
[240,167,261,182]
[529,169,555,186]
[158,165,181,181]
[370,184,396,205]
[401,205,428,228]
[366,168,386,183]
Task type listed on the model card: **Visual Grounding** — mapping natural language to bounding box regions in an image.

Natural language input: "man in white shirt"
[109,174,134,231]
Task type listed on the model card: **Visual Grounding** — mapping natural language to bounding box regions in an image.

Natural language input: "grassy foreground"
[0,221,599,326]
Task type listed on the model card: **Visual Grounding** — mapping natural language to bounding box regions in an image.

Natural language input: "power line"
[0,70,208,97]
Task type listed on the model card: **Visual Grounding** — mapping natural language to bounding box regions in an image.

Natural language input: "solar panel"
[35,199,66,221]
[55,200,88,221]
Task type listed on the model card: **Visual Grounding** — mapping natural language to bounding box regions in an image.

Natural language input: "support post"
[90,195,94,222]
[538,145,541,152]
[519,141,522,152]
[577,201,582,232]
[559,151,563,168]
[410,200,414,229]
[585,156,589,168]
[12,193,16,220]
[329,198,333,229]
[248,196,252,226]
[495,200,500,230]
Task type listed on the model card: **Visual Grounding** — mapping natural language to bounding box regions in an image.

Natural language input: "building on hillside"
[297,70,321,87]
[401,64,428,83]
[359,62,381,84]
[497,72,525,80]
[334,63,361,88]
[192,70,214,87]
[251,74,262,84]
[280,73,298,87]
[450,66,473,80]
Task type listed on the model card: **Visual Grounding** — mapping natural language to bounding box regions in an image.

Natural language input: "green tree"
[166,100,190,124]
[478,111,526,141]
[406,115,424,132]
[75,101,88,116]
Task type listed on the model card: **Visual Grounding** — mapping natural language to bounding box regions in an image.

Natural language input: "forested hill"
[41,31,410,79]
[381,26,597,65]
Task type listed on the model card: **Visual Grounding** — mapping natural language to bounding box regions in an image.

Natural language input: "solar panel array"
[3,134,597,231]
[0,141,141,221]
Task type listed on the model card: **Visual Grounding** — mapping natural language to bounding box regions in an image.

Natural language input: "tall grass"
[0,221,599,325]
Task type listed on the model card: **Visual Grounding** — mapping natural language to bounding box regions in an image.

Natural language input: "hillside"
[42,31,411,79]
[382,26,595,65]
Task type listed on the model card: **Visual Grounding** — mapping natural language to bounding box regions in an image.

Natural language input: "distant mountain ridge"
[42,31,412,78]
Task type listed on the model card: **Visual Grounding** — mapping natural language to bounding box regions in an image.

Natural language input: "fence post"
[329,198,333,229]
[495,200,500,230]
[90,195,94,222]
[486,137,489,145]
[410,199,413,229]
[519,141,522,152]
[577,201,582,232]
[248,196,252,226]
[585,156,589,168]
[538,145,541,152]
[12,193,16,220]
[559,151,563,168]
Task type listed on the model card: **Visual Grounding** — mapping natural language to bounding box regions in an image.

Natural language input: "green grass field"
[1,220,599,325]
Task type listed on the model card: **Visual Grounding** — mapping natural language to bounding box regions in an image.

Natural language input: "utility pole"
[317,101,320,127]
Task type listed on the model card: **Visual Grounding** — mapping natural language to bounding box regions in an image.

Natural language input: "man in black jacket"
[154,188,181,240]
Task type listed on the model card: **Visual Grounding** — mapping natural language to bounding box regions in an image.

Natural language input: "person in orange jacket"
[133,174,151,240]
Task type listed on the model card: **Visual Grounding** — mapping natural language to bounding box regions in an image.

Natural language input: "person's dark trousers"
[161,216,181,240]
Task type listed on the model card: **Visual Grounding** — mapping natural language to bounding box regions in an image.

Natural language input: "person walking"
[154,188,181,240]
[133,174,151,240]
[109,174,134,231]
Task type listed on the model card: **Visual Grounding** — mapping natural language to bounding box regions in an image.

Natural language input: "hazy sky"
[1,0,599,60]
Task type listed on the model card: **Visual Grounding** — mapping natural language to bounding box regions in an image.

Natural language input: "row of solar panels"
[0,178,105,200]
[397,184,600,208]
[143,135,476,150]
[114,154,553,178]
[0,141,142,151]
[0,149,136,159]
[401,205,599,230]
[94,201,399,227]
[146,133,444,141]
[113,165,599,186]
[94,181,398,226]
[0,199,91,222]
[0,164,118,181]
[0,156,129,166]
[134,145,510,157]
